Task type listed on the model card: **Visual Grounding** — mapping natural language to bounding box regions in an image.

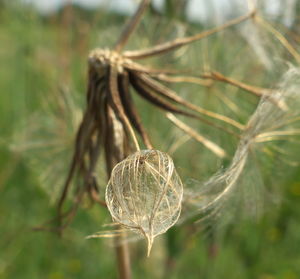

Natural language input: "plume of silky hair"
[182,66,300,224]
[239,21,273,70]
[9,88,83,203]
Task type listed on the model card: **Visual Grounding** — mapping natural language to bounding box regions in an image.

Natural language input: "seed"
[105,149,183,256]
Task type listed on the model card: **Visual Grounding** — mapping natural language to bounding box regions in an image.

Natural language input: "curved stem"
[138,73,244,130]
[114,0,151,52]
[123,12,254,59]
[118,72,153,149]
[104,104,132,279]
[109,66,141,151]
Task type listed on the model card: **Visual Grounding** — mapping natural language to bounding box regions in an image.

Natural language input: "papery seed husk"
[105,149,183,256]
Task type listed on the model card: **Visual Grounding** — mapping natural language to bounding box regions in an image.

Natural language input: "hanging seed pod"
[105,149,183,256]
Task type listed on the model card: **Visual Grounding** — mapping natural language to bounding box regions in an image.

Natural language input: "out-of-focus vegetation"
[1,1,300,278]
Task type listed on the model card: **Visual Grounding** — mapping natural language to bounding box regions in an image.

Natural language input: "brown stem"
[118,72,153,149]
[202,71,288,110]
[109,66,140,150]
[104,98,132,279]
[129,72,239,136]
[137,73,244,129]
[114,0,151,52]
[115,235,132,279]
[123,11,254,59]
[166,113,227,158]
[202,71,273,97]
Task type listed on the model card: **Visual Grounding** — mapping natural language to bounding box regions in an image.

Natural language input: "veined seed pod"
[105,150,183,256]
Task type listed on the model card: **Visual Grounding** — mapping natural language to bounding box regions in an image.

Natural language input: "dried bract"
[105,150,183,256]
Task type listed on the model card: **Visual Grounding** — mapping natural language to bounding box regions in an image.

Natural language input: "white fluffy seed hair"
[182,66,300,224]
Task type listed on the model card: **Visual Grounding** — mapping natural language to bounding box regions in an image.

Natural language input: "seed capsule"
[105,150,183,256]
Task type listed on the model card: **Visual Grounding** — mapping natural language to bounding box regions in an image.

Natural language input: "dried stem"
[123,11,254,59]
[130,73,239,136]
[104,113,132,279]
[166,113,227,158]
[114,0,151,52]
[115,234,132,279]
[109,66,141,151]
[202,71,288,110]
[137,73,244,130]
[255,16,300,64]
[154,73,212,87]
[202,71,272,97]
[118,72,153,149]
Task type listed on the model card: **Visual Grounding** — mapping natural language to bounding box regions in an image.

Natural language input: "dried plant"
[56,0,254,229]
[22,0,300,278]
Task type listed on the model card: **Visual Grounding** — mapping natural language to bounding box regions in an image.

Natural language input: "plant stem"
[115,232,132,279]
[104,109,133,279]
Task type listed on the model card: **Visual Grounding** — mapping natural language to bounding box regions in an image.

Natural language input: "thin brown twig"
[123,11,254,59]
[137,73,244,129]
[130,72,239,137]
[104,101,132,279]
[202,71,288,110]
[154,73,212,87]
[114,0,151,52]
[166,113,227,158]
[109,66,141,151]
[202,71,273,97]
[118,72,153,149]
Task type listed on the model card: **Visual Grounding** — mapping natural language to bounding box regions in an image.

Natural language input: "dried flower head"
[105,149,183,256]
[52,0,254,230]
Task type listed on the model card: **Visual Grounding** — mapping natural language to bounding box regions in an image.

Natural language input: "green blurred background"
[1,1,300,278]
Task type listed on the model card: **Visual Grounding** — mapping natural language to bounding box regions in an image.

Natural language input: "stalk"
[104,107,133,279]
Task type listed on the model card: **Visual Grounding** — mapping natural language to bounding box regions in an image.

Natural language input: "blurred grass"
[1,1,300,279]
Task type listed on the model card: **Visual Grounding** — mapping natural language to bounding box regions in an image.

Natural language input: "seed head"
[105,150,183,256]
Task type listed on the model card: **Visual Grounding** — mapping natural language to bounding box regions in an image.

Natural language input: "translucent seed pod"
[105,150,183,256]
